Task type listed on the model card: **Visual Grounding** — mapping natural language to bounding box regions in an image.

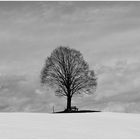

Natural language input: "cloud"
[0,74,48,112]
[80,58,140,113]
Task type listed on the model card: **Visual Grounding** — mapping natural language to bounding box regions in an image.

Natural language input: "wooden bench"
[71,106,78,111]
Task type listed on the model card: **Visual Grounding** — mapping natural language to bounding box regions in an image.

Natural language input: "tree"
[41,46,97,111]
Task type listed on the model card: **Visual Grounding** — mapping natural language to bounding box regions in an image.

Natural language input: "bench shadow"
[54,110,101,113]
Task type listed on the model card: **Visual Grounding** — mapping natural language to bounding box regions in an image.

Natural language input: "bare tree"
[41,46,97,111]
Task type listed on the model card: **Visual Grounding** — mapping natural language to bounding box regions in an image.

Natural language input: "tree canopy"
[41,46,97,111]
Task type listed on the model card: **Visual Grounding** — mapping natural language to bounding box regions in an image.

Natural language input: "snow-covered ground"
[0,112,140,138]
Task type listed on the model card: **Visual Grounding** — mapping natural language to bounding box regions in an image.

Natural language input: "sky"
[0,1,140,113]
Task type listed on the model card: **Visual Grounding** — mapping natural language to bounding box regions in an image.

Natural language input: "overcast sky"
[0,1,140,113]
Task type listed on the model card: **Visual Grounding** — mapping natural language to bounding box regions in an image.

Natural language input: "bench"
[71,106,78,111]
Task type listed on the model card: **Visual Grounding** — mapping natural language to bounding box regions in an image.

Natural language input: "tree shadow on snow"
[54,110,101,113]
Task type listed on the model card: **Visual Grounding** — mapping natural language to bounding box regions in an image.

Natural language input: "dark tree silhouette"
[41,46,97,111]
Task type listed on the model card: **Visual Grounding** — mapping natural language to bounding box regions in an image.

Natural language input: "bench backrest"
[71,106,77,109]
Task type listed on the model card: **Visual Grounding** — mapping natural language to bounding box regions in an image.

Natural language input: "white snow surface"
[0,112,140,139]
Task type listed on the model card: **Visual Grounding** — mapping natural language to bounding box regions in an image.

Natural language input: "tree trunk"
[66,96,71,111]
